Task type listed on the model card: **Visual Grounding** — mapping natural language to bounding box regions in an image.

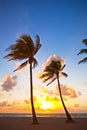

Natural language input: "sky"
[0,0,87,114]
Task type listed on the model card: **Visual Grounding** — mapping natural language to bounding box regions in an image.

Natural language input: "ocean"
[0,113,87,118]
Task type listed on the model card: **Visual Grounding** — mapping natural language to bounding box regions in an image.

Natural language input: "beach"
[0,117,87,130]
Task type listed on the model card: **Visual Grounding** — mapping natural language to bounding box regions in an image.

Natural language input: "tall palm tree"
[40,60,74,122]
[77,39,87,64]
[4,34,41,124]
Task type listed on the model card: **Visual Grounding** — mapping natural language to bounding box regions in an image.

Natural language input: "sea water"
[0,113,87,118]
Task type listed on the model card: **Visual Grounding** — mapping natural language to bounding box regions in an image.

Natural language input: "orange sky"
[0,73,86,114]
[0,56,87,114]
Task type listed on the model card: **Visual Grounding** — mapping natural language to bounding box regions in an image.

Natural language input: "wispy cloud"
[43,84,81,99]
[0,100,21,107]
[24,99,30,104]
[33,84,80,103]
[74,104,80,108]
[0,101,10,107]
[60,84,81,98]
[0,75,18,92]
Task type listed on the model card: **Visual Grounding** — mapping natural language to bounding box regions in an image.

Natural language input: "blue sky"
[0,0,87,113]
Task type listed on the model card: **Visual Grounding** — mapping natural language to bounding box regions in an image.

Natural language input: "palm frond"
[35,35,40,44]
[61,72,68,77]
[43,74,55,83]
[78,57,87,64]
[39,72,53,79]
[82,39,87,46]
[61,64,66,70]
[34,35,41,55]
[6,40,28,52]
[5,44,15,51]
[20,35,34,52]
[44,63,57,73]
[44,68,55,74]
[20,35,33,45]
[15,39,29,52]
[47,77,56,86]
[32,57,38,68]
[4,35,37,61]
[14,60,28,72]
[77,49,87,55]
[4,51,28,61]
[40,60,67,86]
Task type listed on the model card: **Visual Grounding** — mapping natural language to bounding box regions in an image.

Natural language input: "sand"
[0,117,87,130]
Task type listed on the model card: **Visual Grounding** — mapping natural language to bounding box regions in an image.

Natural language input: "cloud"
[60,84,78,98]
[58,84,81,98]
[24,100,30,104]
[46,95,59,102]
[46,84,81,99]
[74,104,80,108]
[33,84,81,110]
[0,101,10,107]
[0,93,4,97]
[33,84,81,107]
[1,75,18,92]
[42,54,65,70]
[0,100,21,107]
[33,86,59,107]
[84,81,87,85]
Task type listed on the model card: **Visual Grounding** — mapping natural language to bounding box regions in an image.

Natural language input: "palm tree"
[40,60,74,122]
[77,39,87,64]
[4,34,41,124]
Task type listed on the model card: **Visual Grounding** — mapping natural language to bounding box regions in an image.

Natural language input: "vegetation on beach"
[77,39,87,64]
[39,58,74,122]
[4,34,41,124]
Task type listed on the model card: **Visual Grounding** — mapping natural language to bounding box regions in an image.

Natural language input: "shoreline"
[0,117,87,130]
[0,113,87,118]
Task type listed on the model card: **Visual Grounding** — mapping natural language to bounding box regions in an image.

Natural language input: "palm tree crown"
[40,60,68,86]
[77,39,87,64]
[4,35,41,69]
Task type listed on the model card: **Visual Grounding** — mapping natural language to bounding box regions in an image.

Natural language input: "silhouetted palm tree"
[40,60,74,122]
[77,39,87,64]
[4,34,41,124]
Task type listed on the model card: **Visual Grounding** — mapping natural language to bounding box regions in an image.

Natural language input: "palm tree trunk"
[56,73,74,122]
[30,63,39,124]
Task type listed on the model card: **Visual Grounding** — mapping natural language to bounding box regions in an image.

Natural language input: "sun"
[41,102,53,110]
